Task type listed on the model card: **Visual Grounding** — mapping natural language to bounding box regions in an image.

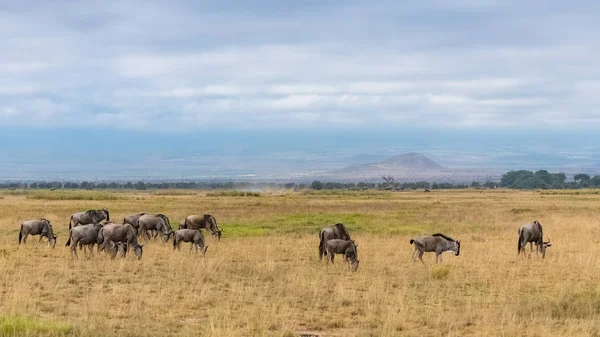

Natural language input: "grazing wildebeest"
[172,229,208,255]
[410,233,461,264]
[180,214,221,241]
[137,214,173,240]
[123,213,147,233]
[324,239,360,271]
[518,220,552,258]
[18,218,57,248]
[65,223,104,257]
[318,223,351,260]
[98,223,143,259]
[69,208,110,230]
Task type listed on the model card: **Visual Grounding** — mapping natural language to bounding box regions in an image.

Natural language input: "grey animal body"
[123,213,147,233]
[65,223,104,257]
[18,218,57,248]
[410,233,461,264]
[518,220,551,258]
[98,223,143,259]
[324,239,360,271]
[137,214,172,240]
[173,229,208,255]
[319,223,351,260]
[180,214,221,241]
[69,208,110,230]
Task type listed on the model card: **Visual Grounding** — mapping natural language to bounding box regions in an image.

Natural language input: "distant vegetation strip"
[0,170,598,191]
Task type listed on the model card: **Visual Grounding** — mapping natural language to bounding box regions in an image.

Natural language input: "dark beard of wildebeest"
[318,223,351,260]
[66,223,104,258]
[172,229,208,255]
[518,220,552,258]
[97,223,143,259]
[68,208,110,230]
[180,214,222,241]
[123,213,147,234]
[324,239,360,272]
[410,233,461,264]
[18,218,57,248]
[136,214,173,241]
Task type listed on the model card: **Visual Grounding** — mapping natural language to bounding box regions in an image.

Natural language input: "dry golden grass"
[1,189,600,336]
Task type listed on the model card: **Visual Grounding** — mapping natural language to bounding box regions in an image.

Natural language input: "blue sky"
[1,1,600,178]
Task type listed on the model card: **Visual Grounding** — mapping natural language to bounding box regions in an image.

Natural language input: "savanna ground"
[1,188,600,337]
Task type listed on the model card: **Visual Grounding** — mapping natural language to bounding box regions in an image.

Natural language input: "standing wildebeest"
[18,218,57,248]
[97,223,143,259]
[123,213,146,233]
[324,239,360,271]
[137,214,173,240]
[172,229,208,255]
[318,223,351,260]
[69,208,110,230]
[180,214,222,241]
[65,223,104,257]
[518,220,552,258]
[410,233,461,264]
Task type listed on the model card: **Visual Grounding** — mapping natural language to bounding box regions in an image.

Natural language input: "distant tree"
[311,181,323,190]
[134,181,147,190]
[574,174,591,182]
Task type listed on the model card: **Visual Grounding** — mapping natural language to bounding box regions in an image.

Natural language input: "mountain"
[326,153,457,181]
[337,153,444,173]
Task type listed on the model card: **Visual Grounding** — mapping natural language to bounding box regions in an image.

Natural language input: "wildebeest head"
[133,244,144,260]
[103,208,110,221]
[48,235,57,248]
[455,240,461,256]
[205,214,222,241]
[540,237,552,258]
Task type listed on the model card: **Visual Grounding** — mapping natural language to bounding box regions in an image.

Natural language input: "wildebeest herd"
[18,209,222,260]
[17,208,551,270]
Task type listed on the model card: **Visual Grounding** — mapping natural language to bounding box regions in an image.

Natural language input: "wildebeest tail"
[66,229,72,246]
[18,224,23,244]
[173,234,177,248]
[319,230,327,256]
[410,239,414,244]
[98,227,104,246]
[517,228,523,254]
[68,216,73,230]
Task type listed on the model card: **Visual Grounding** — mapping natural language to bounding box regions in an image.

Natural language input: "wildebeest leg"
[22,233,28,244]
[38,236,43,243]
[412,248,420,261]
[88,244,94,257]
[71,239,79,258]
[418,251,425,265]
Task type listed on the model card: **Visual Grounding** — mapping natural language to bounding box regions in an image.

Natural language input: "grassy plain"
[1,189,600,337]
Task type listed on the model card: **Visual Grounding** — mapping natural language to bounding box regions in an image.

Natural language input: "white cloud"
[0,1,598,130]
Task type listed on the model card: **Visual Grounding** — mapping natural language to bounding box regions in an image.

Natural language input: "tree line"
[0,170,598,191]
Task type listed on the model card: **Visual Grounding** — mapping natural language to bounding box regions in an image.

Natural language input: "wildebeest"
[324,239,360,271]
[518,220,552,258]
[69,208,110,230]
[123,213,147,233]
[137,214,173,240]
[410,233,461,264]
[98,223,143,259]
[172,229,208,255]
[65,223,104,257]
[18,218,57,248]
[180,214,221,241]
[318,223,351,260]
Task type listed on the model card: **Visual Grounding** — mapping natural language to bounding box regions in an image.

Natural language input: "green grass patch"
[206,191,261,197]
[0,315,75,336]
[25,190,120,201]
[431,266,451,280]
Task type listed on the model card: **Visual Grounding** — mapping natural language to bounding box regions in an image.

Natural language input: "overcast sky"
[1,0,599,131]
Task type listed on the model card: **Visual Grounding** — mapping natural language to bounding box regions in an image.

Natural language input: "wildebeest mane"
[156,214,171,229]
[39,218,51,223]
[334,223,350,240]
[432,233,455,242]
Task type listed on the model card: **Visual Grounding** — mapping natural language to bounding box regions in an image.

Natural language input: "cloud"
[0,0,599,130]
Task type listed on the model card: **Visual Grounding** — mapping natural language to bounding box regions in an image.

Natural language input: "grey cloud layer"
[1,0,599,129]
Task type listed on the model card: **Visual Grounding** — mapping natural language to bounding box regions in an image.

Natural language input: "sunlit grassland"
[1,189,600,336]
